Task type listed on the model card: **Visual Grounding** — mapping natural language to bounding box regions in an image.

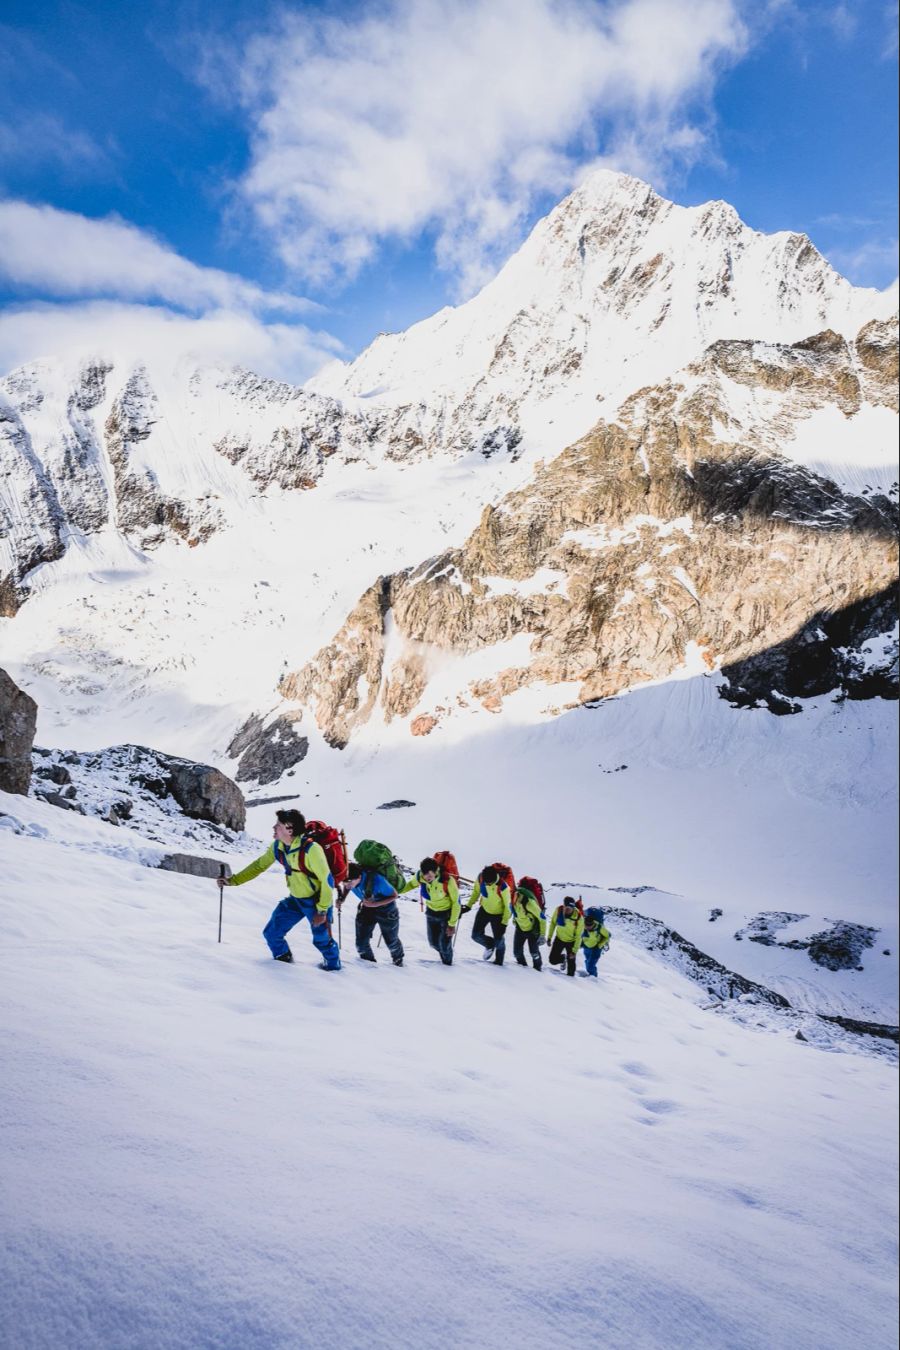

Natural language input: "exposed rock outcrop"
[31,744,246,838]
[0,668,38,794]
[227,713,309,783]
[165,758,245,832]
[157,854,232,879]
[720,584,898,712]
[282,323,899,744]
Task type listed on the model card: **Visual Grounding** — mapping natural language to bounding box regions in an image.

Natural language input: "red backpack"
[556,896,584,922]
[481,861,516,900]
[517,875,545,912]
[302,820,349,886]
[433,850,459,894]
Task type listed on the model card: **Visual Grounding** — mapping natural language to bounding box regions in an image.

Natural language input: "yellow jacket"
[583,922,611,951]
[228,838,334,913]
[472,881,512,926]
[512,893,546,938]
[547,905,585,951]
[400,871,461,925]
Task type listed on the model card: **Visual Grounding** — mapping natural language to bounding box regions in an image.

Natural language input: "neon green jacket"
[472,881,512,925]
[512,893,546,938]
[547,905,585,951]
[400,871,461,925]
[228,838,334,913]
[583,923,611,951]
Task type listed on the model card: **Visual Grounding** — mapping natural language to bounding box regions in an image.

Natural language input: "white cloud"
[230,0,749,293]
[0,113,115,176]
[824,236,900,289]
[0,301,343,386]
[0,200,312,315]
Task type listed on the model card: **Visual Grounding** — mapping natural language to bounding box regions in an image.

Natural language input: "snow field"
[1,812,897,1350]
[249,674,899,1023]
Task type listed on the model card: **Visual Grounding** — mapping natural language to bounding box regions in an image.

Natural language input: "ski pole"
[217,863,225,943]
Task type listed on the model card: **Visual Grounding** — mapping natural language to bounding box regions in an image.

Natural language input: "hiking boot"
[274,951,294,963]
[482,947,495,961]
[358,952,377,962]
[393,958,404,967]
[318,961,341,972]
[533,961,543,971]
[516,958,528,966]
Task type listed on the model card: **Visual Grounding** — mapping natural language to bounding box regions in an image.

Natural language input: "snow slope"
[226,668,897,1025]
[0,791,897,1350]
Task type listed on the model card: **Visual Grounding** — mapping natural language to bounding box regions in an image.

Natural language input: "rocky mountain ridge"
[280,318,898,747]
[1,171,893,617]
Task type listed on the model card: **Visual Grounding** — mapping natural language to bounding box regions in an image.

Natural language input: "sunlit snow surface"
[0,787,897,1350]
[0,169,897,1348]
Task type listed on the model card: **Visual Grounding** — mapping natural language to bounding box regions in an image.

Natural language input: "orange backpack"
[433,850,460,894]
[480,862,516,900]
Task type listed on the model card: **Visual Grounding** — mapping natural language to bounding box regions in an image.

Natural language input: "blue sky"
[0,0,896,379]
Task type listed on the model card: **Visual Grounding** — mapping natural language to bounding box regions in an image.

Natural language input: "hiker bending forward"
[343,863,405,967]
[400,858,460,965]
[512,888,546,970]
[219,809,341,969]
[547,897,584,977]
[467,866,512,965]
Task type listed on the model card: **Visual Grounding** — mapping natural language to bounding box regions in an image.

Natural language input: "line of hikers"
[217,809,611,978]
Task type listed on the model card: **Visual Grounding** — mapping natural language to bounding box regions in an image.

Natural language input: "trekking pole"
[339,829,349,951]
[217,863,225,943]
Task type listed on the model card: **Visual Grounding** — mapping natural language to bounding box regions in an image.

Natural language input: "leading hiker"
[217,809,341,969]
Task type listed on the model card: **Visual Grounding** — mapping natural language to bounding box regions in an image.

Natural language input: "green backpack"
[353,839,406,892]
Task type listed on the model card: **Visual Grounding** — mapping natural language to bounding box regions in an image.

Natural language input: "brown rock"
[279,321,899,743]
[0,668,37,795]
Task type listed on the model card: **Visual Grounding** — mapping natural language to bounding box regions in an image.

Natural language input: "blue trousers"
[582,945,606,977]
[426,911,454,965]
[356,901,404,964]
[263,896,341,968]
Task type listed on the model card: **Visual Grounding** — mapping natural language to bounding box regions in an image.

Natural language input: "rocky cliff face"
[282,321,898,745]
[2,172,893,616]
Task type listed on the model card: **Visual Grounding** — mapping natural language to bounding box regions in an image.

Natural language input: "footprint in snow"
[620,1061,658,1080]
[641,1098,679,1115]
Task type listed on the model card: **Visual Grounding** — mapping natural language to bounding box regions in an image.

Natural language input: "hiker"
[512,882,546,970]
[342,862,405,967]
[400,855,460,965]
[464,865,513,965]
[580,907,611,978]
[218,809,341,969]
[547,896,584,977]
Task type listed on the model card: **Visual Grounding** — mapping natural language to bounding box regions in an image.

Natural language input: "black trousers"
[548,936,576,976]
[356,902,404,964]
[426,911,454,965]
[472,906,507,964]
[513,926,542,969]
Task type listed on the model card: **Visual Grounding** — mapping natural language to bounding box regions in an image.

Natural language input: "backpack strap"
[273,841,293,879]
